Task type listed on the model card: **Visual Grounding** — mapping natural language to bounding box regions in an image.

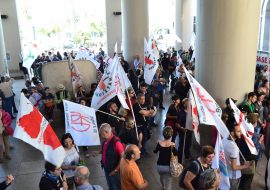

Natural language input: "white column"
[0,13,6,74]
[182,0,195,50]
[105,0,122,57]
[196,0,261,104]
[122,0,149,64]
[175,0,182,50]
[0,0,21,72]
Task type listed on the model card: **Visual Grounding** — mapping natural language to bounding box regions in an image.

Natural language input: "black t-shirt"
[133,102,148,126]
[165,104,179,124]
[153,143,177,166]
[186,160,210,189]
[107,114,123,135]
[118,127,139,145]
[177,108,187,128]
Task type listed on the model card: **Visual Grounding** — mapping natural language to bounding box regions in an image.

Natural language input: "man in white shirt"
[223,122,250,190]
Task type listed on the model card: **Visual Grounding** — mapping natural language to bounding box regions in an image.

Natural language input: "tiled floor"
[0,79,267,189]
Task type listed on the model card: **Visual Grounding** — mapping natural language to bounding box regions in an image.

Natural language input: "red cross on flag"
[14,94,65,167]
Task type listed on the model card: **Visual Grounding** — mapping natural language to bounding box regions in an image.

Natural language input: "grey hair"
[99,123,112,133]
[199,168,217,189]
[74,166,90,181]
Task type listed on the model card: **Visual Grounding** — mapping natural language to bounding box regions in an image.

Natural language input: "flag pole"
[95,109,122,120]
[126,88,139,140]
[188,90,247,162]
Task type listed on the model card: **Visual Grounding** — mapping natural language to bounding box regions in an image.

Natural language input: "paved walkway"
[0,79,266,189]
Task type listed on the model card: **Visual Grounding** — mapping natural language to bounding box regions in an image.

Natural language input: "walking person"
[153,127,177,190]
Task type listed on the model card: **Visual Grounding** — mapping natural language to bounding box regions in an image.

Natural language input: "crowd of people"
[0,45,269,190]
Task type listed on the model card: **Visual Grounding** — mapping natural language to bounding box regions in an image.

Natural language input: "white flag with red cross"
[14,94,65,167]
[186,91,200,143]
[144,38,159,85]
[183,67,230,139]
[68,56,84,97]
[91,56,131,109]
[229,99,257,155]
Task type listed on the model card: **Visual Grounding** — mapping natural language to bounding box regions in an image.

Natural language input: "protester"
[199,168,220,190]
[0,97,13,162]
[42,87,55,122]
[133,93,155,155]
[0,174,14,190]
[39,161,68,190]
[153,127,177,190]
[29,86,43,110]
[0,77,15,118]
[106,102,125,135]
[223,122,250,190]
[165,95,180,142]
[55,83,71,112]
[61,133,80,190]
[180,145,215,190]
[74,166,103,190]
[241,92,257,114]
[120,144,148,190]
[99,123,124,190]
[118,117,142,148]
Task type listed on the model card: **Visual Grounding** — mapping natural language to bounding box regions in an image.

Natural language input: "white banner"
[64,100,100,146]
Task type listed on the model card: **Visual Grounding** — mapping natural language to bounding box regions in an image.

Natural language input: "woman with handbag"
[153,127,178,190]
[0,97,13,162]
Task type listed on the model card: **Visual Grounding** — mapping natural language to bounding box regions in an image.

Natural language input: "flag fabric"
[183,67,230,138]
[91,56,131,109]
[14,94,65,167]
[175,52,183,78]
[148,36,159,59]
[68,56,84,97]
[114,42,118,54]
[186,91,200,143]
[64,100,100,146]
[212,132,230,190]
[229,99,258,155]
[144,38,159,85]
[75,49,100,69]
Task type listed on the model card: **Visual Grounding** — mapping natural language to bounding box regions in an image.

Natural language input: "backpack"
[179,160,201,189]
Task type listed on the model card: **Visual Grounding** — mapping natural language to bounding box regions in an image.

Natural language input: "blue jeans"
[3,96,13,117]
[104,170,121,190]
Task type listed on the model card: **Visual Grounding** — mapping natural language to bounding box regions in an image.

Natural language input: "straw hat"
[56,83,65,91]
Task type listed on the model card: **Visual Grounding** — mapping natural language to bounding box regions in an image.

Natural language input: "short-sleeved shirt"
[120,158,145,190]
[101,134,124,166]
[62,146,80,178]
[133,102,148,126]
[223,138,241,179]
[186,159,210,189]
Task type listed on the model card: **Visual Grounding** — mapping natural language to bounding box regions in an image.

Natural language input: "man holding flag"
[223,122,251,190]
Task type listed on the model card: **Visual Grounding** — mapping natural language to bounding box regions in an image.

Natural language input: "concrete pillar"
[175,0,182,50]
[105,0,122,57]
[0,13,6,74]
[0,0,21,72]
[196,0,261,105]
[182,0,195,50]
[122,0,149,64]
